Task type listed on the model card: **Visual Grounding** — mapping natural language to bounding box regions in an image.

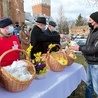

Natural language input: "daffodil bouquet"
[32,52,47,75]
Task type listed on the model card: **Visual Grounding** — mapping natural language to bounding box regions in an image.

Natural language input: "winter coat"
[44,28,60,52]
[79,28,98,64]
[19,30,31,50]
[30,25,60,59]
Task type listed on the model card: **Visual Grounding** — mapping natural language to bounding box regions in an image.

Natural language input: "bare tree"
[68,20,76,28]
[86,0,98,5]
[56,4,68,34]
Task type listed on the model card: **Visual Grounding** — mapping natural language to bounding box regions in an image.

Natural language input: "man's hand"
[60,34,66,39]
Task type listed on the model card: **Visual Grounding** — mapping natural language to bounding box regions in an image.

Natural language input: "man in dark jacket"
[44,21,60,52]
[30,17,66,59]
[71,11,98,98]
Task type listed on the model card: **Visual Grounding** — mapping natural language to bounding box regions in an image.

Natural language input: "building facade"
[69,26,89,35]
[32,0,51,16]
[0,0,4,17]
[0,0,25,24]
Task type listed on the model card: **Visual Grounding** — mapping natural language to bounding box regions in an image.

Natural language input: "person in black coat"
[71,11,98,98]
[30,17,66,59]
[44,21,60,52]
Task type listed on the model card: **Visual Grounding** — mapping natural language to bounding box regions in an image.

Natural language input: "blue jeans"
[85,64,98,98]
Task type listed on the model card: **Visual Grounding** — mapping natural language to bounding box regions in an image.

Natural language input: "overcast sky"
[24,0,98,21]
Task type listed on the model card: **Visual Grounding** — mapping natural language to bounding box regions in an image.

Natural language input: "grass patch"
[75,54,87,67]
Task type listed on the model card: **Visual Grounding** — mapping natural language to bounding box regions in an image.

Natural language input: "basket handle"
[47,44,62,54]
[0,49,30,67]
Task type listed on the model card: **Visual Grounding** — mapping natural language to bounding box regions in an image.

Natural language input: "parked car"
[74,39,86,46]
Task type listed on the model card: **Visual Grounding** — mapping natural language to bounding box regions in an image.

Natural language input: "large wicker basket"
[0,49,36,92]
[65,49,76,66]
[41,53,51,70]
[46,44,68,72]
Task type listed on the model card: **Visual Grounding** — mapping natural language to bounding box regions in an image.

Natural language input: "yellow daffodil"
[34,52,41,58]
[26,44,33,56]
[32,59,35,63]
[33,52,45,65]
[58,57,68,66]
[35,57,41,62]
[67,41,71,47]
[48,44,56,49]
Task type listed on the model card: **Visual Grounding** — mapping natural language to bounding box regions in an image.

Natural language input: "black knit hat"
[90,11,98,23]
[0,18,13,28]
[36,17,46,24]
[49,21,56,27]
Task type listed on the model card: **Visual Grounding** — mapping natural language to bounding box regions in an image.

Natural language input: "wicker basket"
[46,44,68,72]
[0,49,36,92]
[65,49,76,66]
[42,53,51,70]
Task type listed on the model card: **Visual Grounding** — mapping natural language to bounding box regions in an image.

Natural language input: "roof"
[25,12,55,24]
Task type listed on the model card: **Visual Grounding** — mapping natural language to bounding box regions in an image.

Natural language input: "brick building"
[32,0,51,16]
[69,26,89,35]
[0,0,25,25]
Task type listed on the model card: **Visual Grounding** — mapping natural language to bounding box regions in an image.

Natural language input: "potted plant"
[32,52,48,79]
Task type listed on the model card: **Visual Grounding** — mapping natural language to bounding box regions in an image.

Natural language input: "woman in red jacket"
[0,18,21,66]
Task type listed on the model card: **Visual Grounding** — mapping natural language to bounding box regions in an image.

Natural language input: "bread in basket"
[0,49,36,92]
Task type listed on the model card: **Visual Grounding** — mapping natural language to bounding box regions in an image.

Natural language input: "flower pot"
[35,72,47,79]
